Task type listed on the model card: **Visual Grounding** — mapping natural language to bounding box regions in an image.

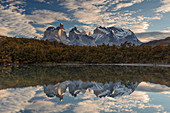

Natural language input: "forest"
[0,36,169,64]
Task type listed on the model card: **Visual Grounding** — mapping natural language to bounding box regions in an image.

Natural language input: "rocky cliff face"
[43,23,142,46]
[68,27,96,46]
[43,23,69,44]
[91,26,142,46]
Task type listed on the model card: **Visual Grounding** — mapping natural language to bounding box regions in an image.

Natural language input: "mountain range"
[141,37,170,47]
[42,23,142,46]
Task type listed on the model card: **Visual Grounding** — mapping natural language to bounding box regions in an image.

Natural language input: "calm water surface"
[0,65,170,113]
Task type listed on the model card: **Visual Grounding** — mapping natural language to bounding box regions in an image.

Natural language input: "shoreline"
[114,63,170,67]
[1,63,170,67]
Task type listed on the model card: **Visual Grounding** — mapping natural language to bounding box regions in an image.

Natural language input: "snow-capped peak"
[97,27,110,34]
[43,24,142,46]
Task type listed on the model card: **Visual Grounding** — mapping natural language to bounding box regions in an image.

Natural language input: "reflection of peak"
[44,80,140,101]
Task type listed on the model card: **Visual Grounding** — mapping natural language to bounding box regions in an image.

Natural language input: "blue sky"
[0,0,170,42]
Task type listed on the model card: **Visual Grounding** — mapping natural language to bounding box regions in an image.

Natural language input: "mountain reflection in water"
[44,80,139,101]
[0,81,170,113]
[0,65,170,112]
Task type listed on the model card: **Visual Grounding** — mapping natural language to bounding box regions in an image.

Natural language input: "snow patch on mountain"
[43,23,142,46]
[98,27,110,34]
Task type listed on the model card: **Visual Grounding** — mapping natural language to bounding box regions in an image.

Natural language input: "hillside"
[0,35,169,64]
[141,37,170,47]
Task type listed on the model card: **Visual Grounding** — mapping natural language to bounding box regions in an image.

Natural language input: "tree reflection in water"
[0,65,169,89]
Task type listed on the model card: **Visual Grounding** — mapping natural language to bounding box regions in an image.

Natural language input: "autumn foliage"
[0,36,169,64]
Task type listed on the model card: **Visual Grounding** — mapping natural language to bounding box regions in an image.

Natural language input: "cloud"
[36,27,47,32]
[163,27,170,33]
[34,0,51,4]
[131,91,150,103]
[73,90,164,113]
[136,82,170,93]
[1,0,24,4]
[165,27,170,30]
[0,4,41,38]
[0,1,71,38]
[61,0,137,32]
[156,0,170,13]
[0,27,12,36]
[0,0,169,39]
[1,0,26,13]
[73,10,100,25]
[0,86,72,113]
[59,0,123,27]
[0,83,169,113]
[136,31,170,42]
[112,0,144,11]
[0,87,39,113]
[127,22,149,33]
[26,10,71,25]
[59,0,163,33]
[76,10,151,33]
[25,101,72,113]
[36,0,46,2]
[73,100,100,113]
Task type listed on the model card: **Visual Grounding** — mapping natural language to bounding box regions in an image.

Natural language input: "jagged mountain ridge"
[68,27,96,46]
[42,23,69,43]
[43,23,142,46]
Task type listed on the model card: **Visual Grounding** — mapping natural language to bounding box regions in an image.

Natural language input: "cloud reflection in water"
[0,81,170,113]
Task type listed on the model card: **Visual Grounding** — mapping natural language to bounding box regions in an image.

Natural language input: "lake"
[0,65,170,113]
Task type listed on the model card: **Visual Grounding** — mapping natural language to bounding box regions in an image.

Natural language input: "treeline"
[0,36,169,64]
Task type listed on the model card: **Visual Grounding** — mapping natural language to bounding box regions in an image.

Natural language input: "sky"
[0,0,170,42]
[0,82,170,112]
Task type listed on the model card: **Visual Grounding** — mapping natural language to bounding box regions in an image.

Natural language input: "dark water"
[0,65,170,89]
[0,65,170,113]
